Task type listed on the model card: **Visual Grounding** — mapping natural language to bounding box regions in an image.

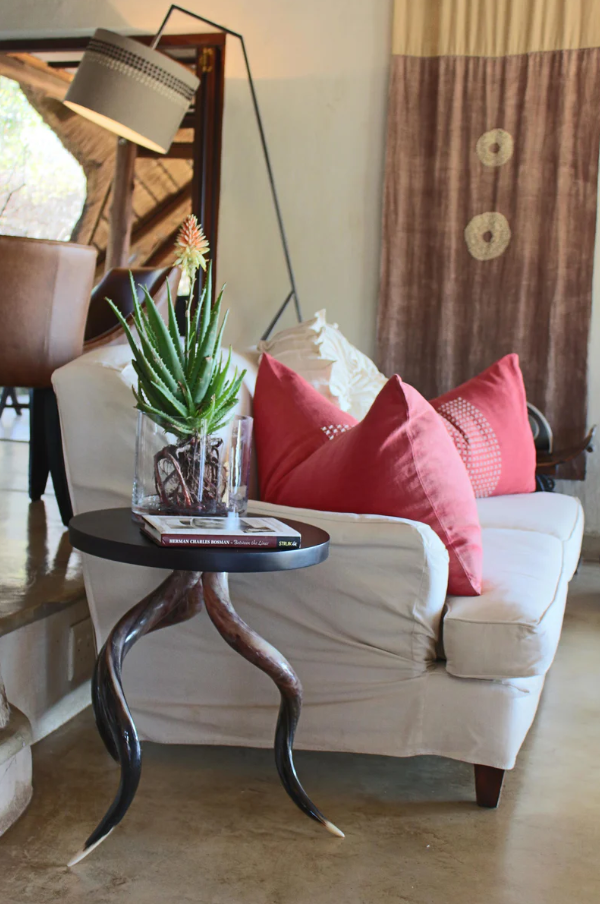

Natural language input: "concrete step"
[0,705,33,836]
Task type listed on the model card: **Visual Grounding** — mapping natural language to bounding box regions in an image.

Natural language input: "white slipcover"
[52,346,583,772]
[476,492,584,579]
[444,530,568,680]
[444,494,583,680]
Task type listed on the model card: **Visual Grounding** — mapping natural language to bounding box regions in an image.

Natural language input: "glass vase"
[132,412,253,519]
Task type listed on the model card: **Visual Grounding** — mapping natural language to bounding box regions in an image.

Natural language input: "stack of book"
[140,515,302,549]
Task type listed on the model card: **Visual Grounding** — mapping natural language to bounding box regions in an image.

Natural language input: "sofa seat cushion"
[443,528,569,679]
[476,492,583,579]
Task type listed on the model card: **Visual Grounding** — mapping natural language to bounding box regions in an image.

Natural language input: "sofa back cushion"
[431,354,536,498]
[257,310,387,419]
[255,355,482,596]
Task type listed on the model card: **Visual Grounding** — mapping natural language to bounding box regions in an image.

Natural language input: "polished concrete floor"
[0,428,84,637]
[0,420,599,903]
[0,563,598,902]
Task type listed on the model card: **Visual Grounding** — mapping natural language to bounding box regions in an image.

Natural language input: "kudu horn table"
[68,507,342,865]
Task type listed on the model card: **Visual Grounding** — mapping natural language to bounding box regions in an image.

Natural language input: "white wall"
[1,0,393,356]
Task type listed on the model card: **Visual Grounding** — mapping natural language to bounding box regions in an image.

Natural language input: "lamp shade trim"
[86,35,196,111]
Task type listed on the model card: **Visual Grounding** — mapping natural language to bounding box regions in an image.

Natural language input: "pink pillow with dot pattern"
[430,354,536,498]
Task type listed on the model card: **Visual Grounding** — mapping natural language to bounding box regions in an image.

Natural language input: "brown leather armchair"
[84,266,181,352]
[0,235,97,388]
[0,235,97,525]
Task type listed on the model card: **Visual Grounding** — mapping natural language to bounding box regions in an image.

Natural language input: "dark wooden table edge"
[69,508,330,573]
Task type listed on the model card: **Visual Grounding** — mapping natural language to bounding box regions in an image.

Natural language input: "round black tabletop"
[69,508,330,573]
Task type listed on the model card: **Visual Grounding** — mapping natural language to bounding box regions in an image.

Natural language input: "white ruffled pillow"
[257,310,387,420]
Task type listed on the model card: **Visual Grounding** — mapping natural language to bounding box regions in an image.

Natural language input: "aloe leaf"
[211,394,239,427]
[106,298,146,362]
[204,394,217,428]
[130,315,183,401]
[128,273,159,349]
[189,287,225,385]
[105,297,176,401]
[192,355,216,405]
[134,395,191,436]
[197,262,213,344]
[209,416,232,433]
[212,310,228,360]
[165,280,184,368]
[199,289,223,358]
[208,398,239,433]
[132,361,189,419]
[189,294,220,385]
[188,263,212,365]
[207,347,232,400]
[207,353,239,412]
[195,393,216,432]
[149,379,189,419]
[188,288,209,372]
[191,281,206,342]
[137,328,182,398]
[130,360,165,411]
[179,375,197,413]
[215,370,245,410]
[136,347,179,400]
[140,285,187,387]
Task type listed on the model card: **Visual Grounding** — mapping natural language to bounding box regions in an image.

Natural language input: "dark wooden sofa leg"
[474,764,505,808]
[45,388,73,526]
[29,387,73,526]
[29,388,51,502]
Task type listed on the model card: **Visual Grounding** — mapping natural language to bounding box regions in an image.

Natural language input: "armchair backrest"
[84,266,181,352]
[0,234,97,388]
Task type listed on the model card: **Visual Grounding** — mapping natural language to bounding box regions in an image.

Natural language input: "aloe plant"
[107,263,244,439]
[106,216,246,512]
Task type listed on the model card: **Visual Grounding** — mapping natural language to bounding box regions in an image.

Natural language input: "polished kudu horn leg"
[202,571,344,838]
[69,570,203,867]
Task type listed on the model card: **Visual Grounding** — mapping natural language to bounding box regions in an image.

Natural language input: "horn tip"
[67,828,114,867]
[323,819,345,838]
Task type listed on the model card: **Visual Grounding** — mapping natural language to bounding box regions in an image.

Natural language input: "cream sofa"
[53,346,584,807]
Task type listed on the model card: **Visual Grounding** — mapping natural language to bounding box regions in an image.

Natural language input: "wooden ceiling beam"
[0,53,72,99]
[137,143,194,160]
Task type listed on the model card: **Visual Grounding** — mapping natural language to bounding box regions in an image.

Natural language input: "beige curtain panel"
[378,0,600,478]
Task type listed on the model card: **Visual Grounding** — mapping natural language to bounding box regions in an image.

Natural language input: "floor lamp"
[63,5,302,336]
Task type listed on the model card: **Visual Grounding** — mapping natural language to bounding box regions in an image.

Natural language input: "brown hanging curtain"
[378,0,600,479]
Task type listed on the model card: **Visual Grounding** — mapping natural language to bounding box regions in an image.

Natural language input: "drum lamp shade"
[63,29,200,154]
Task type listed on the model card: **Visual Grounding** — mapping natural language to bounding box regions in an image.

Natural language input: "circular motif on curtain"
[464,212,511,260]
[476,129,514,167]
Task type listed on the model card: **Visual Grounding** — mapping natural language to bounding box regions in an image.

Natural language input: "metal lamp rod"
[152,4,302,331]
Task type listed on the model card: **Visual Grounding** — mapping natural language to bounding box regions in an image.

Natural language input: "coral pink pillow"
[255,355,482,596]
[430,354,536,498]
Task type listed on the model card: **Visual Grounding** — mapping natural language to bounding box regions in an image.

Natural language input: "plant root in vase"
[154,435,228,514]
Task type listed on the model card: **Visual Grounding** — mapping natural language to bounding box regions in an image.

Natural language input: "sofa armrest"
[244,500,449,674]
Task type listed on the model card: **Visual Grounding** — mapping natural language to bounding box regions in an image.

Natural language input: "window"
[0,76,86,240]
